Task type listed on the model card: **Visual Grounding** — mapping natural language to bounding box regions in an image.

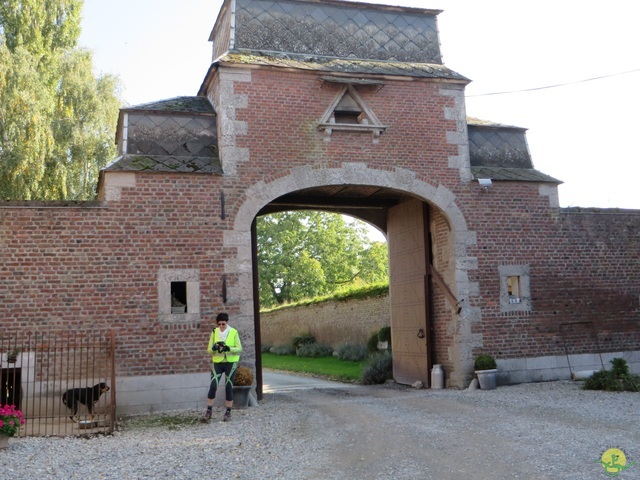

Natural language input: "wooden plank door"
[387,199,431,385]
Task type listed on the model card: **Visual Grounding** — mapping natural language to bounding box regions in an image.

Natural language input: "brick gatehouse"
[1,0,639,413]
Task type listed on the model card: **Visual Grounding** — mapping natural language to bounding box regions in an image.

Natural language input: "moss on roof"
[124,96,214,115]
[104,155,222,174]
[471,166,562,184]
[216,50,469,81]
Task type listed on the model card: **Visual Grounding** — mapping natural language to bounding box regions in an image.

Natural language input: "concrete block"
[555,355,570,368]
[525,356,557,370]
[569,353,602,368]
[538,367,571,382]
[497,357,526,372]
[117,389,160,407]
[496,371,510,386]
[161,387,201,405]
[118,375,171,392]
[503,370,530,385]
[600,351,623,364]
[623,350,640,363]
[179,373,208,389]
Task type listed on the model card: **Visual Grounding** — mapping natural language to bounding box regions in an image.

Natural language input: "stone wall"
[260,295,390,349]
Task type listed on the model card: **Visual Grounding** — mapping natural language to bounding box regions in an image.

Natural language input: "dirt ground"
[260,376,639,480]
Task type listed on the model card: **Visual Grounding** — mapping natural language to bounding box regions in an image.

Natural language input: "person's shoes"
[223,410,231,422]
[203,409,212,421]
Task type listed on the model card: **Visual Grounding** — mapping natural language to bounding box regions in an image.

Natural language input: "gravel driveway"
[1,378,638,479]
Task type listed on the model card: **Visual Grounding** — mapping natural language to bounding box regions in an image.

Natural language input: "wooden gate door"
[387,198,431,385]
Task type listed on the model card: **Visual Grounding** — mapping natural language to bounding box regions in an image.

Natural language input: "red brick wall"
[0,175,229,376]
[468,198,640,359]
[231,69,460,189]
[430,207,456,374]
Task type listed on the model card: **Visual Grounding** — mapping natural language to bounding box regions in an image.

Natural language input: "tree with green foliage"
[257,211,388,308]
[0,0,121,200]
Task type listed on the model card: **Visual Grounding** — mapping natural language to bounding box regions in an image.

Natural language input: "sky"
[79,0,640,210]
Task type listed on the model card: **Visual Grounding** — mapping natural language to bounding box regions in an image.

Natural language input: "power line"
[465,67,640,97]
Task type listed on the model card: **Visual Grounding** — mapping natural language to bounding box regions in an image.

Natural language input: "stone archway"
[228,163,479,390]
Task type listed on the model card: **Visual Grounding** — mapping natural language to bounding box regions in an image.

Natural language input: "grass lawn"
[261,353,365,383]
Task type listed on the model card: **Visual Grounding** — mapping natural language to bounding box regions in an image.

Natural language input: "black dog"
[62,382,110,421]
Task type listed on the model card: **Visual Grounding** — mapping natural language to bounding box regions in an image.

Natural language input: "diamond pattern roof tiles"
[232,0,442,63]
[105,155,222,174]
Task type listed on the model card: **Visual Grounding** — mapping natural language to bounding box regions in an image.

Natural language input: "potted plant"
[0,404,25,449]
[474,354,497,390]
[232,365,254,408]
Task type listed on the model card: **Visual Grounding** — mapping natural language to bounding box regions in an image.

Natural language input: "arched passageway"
[229,164,477,396]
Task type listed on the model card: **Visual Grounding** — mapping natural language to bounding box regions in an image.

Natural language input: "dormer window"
[333,93,362,124]
[318,79,387,143]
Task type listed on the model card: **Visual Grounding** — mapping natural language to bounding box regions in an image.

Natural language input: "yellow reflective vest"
[207,327,242,363]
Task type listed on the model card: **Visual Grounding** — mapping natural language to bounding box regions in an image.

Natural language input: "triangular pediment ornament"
[318,84,387,143]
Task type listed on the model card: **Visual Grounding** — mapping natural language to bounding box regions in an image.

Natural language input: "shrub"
[336,343,368,362]
[296,342,333,358]
[583,358,640,392]
[261,344,273,354]
[233,366,254,386]
[583,370,617,391]
[292,333,316,351]
[378,326,391,343]
[474,354,497,371]
[611,357,630,376]
[270,344,294,355]
[361,352,393,385]
[367,331,380,353]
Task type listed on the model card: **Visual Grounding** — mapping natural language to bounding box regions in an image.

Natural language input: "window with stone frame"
[498,264,531,313]
[158,269,200,323]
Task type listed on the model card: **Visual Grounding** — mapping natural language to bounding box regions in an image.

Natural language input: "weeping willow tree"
[0,0,121,200]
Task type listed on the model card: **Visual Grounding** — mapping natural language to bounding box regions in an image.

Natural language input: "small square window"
[171,281,187,313]
[158,269,200,322]
[507,276,522,304]
[499,265,531,313]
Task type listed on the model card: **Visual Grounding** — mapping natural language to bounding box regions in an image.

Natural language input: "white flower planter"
[475,369,497,390]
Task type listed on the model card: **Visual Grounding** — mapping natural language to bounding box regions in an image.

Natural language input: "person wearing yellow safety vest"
[203,312,242,421]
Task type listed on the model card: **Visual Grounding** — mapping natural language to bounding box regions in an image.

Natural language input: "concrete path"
[262,370,355,393]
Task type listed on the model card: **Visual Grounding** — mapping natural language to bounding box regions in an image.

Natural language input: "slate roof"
[108,96,220,175]
[471,166,562,184]
[104,155,222,174]
[226,0,444,64]
[209,50,468,82]
[466,116,526,131]
[123,96,214,114]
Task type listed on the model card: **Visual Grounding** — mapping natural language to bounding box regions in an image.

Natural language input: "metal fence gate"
[1,330,115,436]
